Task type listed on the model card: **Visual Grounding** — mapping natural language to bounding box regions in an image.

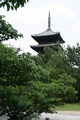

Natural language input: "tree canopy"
[0,15,23,41]
[33,46,78,103]
[0,43,65,120]
[0,0,29,11]
[0,43,79,120]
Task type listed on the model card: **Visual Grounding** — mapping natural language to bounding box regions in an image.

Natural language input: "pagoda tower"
[30,11,65,53]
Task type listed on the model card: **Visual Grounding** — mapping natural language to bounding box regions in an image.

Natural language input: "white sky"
[1,0,80,55]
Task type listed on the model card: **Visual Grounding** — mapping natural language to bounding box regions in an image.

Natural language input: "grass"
[56,103,80,111]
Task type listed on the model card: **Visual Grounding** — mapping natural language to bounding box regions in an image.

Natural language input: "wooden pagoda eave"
[30,43,60,53]
[31,32,65,44]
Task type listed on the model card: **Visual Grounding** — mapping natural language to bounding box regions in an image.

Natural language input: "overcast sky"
[1,0,80,55]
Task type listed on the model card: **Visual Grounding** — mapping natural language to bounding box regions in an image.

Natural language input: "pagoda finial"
[48,10,51,30]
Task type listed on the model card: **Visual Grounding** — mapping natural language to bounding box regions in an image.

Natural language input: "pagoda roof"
[31,43,58,47]
[31,29,59,37]
[31,29,65,44]
[30,11,65,53]
[31,11,65,44]
[30,43,59,53]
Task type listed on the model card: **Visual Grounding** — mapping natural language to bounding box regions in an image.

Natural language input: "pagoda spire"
[48,11,51,30]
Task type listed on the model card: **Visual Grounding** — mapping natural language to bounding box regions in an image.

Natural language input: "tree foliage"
[0,0,29,11]
[66,43,80,67]
[65,43,80,101]
[0,15,23,41]
[33,46,78,103]
[0,43,65,120]
[0,42,80,120]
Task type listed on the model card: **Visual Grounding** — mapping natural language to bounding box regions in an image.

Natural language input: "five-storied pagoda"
[30,11,65,53]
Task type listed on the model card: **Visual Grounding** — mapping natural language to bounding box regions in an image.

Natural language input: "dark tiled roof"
[31,29,58,37]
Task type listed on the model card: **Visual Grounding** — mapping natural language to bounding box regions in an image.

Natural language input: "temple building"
[30,11,65,53]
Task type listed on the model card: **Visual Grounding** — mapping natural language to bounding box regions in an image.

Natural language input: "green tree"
[66,43,80,67]
[55,73,77,103]
[34,46,77,103]
[66,44,80,101]
[0,0,29,11]
[0,15,23,41]
[0,44,65,120]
